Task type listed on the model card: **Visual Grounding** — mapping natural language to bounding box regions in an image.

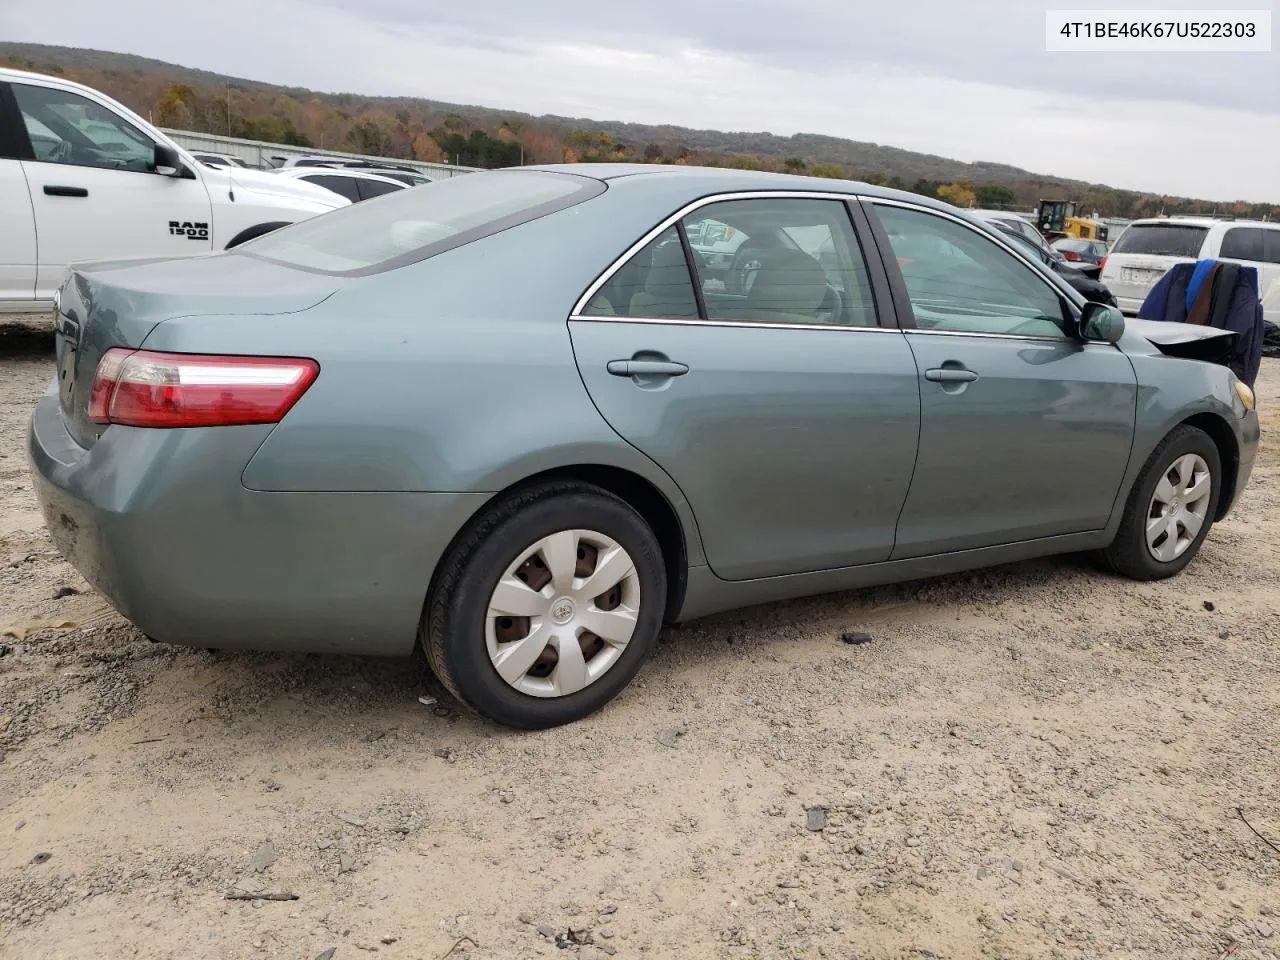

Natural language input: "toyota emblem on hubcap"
[551,598,576,624]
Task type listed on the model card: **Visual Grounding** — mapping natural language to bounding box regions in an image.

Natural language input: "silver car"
[30,165,1260,728]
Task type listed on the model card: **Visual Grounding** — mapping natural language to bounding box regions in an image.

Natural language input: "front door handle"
[607,359,689,377]
[924,367,978,383]
[44,185,89,198]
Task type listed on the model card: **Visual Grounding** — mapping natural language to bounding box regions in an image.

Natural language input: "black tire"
[224,221,291,249]
[423,481,666,729]
[1100,425,1221,580]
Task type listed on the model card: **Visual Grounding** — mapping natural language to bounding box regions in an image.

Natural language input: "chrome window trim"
[571,189,873,322]
[568,314,900,334]
[866,196,1085,316]
[904,328,1109,346]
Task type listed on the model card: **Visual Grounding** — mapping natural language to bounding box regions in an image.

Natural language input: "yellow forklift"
[1036,199,1109,243]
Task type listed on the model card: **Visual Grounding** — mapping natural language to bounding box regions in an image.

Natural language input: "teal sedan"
[29,165,1259,728]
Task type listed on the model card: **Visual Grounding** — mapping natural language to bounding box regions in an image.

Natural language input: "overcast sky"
[3,0,1277,201]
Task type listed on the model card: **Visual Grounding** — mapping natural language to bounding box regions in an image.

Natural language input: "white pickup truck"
[0,67,348,313]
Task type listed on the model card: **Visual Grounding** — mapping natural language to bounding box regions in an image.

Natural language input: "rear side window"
[1220,227,1269,263]
[356,178,403,201]
[580,227,699,319]
[1111,224,1208,258]
[243,170,604,275]
[301,174,360,204]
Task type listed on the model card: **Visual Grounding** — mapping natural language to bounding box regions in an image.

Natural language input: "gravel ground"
[1,313,1278,960]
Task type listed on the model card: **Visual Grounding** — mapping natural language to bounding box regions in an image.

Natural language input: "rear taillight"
[1098,256,1108,272]
[89,349,319,428]
[1062,251,1081,261]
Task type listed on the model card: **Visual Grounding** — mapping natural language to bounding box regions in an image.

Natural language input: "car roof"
[1125,216,1279,229]
[274,167,405,186]
[521,163,963,214]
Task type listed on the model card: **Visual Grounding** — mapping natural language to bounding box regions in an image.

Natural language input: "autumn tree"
[937,182,977,208]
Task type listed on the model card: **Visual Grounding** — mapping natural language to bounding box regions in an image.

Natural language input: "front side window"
[243,170,603,275]
[683,198,877,326]
[12,83,156,172]
[874,204,1068,338]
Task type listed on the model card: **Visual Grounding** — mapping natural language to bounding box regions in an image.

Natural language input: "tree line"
[2,48,1274,222]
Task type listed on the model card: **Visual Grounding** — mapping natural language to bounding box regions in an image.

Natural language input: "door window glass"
[580,227,698,319]
[356,178,403,201]
[1220,227,1265,262]
[875,204,1068,338]
[12,83,156,172]
[300,174,361,203]
[683,198,877,326]
[1264,230,1280,265]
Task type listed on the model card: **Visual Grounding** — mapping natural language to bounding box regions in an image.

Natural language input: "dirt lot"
[1,314,1278,960]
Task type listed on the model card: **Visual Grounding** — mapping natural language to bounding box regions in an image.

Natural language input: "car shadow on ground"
[82,551,1102,747]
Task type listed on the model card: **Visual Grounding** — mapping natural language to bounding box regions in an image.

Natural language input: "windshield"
[241,170,604,275]
[1112,224,1208,258]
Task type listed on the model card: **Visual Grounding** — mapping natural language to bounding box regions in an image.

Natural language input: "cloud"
[3,0,1277,200]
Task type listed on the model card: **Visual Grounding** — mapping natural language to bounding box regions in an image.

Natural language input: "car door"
[9,79,214,299]
[568,195,921,582]
[865,200,1137,559]
[0,84,37,302]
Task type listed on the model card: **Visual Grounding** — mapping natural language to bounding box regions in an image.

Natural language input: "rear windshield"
[241,170,604,276]
[1053,239,1092,253]
[1111,224,1207,258]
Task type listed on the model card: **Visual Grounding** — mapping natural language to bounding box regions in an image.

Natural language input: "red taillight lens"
[1098,256,1108,272]
[89,349,319,428]
[1062,250,1081,261]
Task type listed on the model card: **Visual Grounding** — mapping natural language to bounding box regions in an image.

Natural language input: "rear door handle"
[924,367,978,383]
[44,185,88,198]
[607,359,689,377]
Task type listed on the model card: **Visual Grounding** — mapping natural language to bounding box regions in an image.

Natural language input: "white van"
[0,68,348,312]
[1101,216,1280,323]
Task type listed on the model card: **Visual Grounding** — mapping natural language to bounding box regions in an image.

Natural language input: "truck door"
[8,78,213,300]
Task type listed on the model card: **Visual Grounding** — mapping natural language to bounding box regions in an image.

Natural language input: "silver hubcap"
[485,529,641,698]
[1145,453,1212,563]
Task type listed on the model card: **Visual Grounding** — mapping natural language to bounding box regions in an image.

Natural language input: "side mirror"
[1080,301,1125,344]
[153,144,187,177]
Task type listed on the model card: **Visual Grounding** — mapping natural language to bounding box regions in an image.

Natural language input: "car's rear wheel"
[1101,425,1221,580]
[423,481,666,729]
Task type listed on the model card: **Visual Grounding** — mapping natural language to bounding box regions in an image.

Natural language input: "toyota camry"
[29,165,1260,728]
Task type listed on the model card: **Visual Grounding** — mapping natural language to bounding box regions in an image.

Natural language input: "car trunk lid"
[54,252,338,449]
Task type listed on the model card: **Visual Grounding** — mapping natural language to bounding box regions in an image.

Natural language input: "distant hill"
[1,42,1274,220]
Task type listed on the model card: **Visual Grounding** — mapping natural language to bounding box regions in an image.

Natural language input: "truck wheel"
[225,222,291,249]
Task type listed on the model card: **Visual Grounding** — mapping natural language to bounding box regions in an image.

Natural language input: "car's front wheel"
[423,482,667,729]
[1102,424,1222,580]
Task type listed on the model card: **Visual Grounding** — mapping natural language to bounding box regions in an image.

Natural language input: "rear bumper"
[1116,295,1146,316]
[28,389,488,655]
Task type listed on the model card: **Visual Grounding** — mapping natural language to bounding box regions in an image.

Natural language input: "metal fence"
[162,129,480,178]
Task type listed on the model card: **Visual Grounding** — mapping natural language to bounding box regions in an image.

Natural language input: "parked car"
[273,154,433,187]
[271,166,408,203]
[190,152,252,169]
[987,220,1118,306]
[30,166,1259,729]
[1052,237,1109,266]
[969,208,1050,251]
[0,68,349,311]
[1101,217,1280,321]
